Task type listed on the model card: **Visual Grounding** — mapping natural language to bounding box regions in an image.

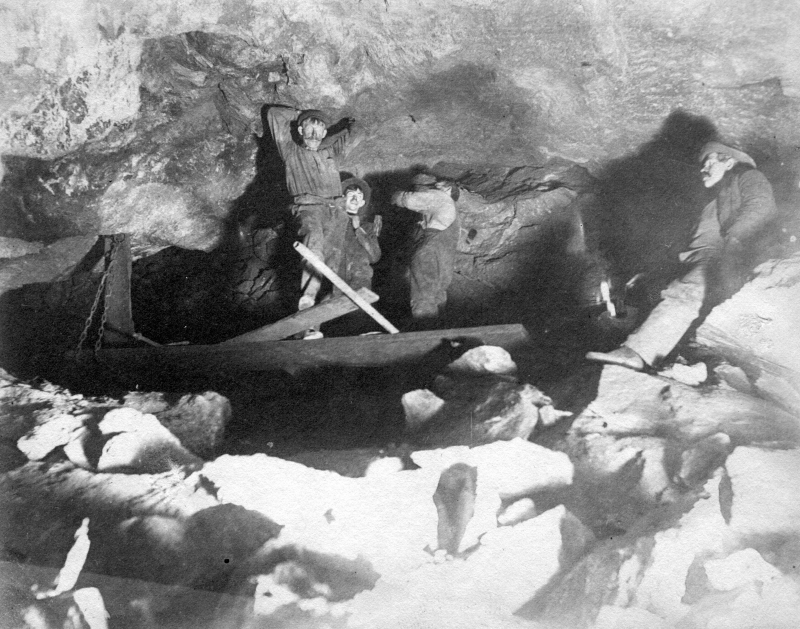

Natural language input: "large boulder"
[695,253,800,415]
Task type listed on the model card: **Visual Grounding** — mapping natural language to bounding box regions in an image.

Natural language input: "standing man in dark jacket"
[391,174,461,328]
[267,106,363,324]
[587,141,778,371]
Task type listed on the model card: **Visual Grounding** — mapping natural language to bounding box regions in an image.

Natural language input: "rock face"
[401,346,571,447]
[695,252,800,415]
[3,0,800,342]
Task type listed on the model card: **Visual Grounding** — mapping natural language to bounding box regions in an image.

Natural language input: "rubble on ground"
[3,341,800,629]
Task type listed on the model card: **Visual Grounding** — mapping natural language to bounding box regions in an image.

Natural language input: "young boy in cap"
[266,105,364,333]
[586,141,778,371]
[340,177,382,292]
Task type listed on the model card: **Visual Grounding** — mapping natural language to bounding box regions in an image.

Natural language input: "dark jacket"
[715,167,777,243]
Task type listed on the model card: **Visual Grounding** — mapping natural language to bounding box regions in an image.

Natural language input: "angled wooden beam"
[101,234,134,347]
[222,288,380,345]
[75,323,531,377]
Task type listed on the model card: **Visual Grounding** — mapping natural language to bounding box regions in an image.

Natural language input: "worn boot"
[585,346,646,371]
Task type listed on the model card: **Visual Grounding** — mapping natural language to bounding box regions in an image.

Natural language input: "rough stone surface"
[97,407,203,473]
[411,438,574,500]
[725,446,800,538]
[0,237,43,259]
[16,413,88,461]
[408,379,552,447]
[444,345,518,376]
[0,235,98,295]
[572,366,800,444]
[703,548,783,592]
[152,391,231,459]
[695,253,800,415]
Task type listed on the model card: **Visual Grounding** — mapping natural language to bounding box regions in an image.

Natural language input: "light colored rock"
[696,253,800,414]
[658,362,708,387]
[713,363,754,395]
[347,505,593,628]
[725,446,800,537]
[98,407,163,434]
[0,237,43,259]
[445,345,518,375]
[401,389,445,430]
[411,438,574,500]
[463,505,594,612]
[62,426,93,469]
[364,456,404,477]
[97,182,224,256]
[573,366,799,443]
[199,453,440,576]
[410,380,547,447]
[632,474,738,623]
[703,548,782,591]
[16,413,87,460]
[97,407,202,473]
[497,497,536,526]
[594,605,669,629]
[678,577,800,629]
[97,430,202,474]
[0,235,99,297]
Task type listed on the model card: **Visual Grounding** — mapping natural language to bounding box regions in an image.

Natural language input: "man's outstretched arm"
[266,105,300,158]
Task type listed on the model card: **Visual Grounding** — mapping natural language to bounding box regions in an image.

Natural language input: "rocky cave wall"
[1,0,800,364]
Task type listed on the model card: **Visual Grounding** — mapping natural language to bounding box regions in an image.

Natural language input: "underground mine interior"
[2,1,800,628]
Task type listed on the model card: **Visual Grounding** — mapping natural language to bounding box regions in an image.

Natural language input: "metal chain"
[76,237,119,353]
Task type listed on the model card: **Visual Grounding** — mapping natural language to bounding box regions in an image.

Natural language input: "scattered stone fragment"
[17,413,88,461]
[497,497,536,526]
[713,363,754,395]
[401,389,445,430]
[0,237,44,259]
[445,345,518,376]
[703,548,782,591]
[411,438,574,500]
[658,361,708,386]
[97,407,202,473]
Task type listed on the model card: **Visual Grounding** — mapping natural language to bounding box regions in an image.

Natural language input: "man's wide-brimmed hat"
[698,141,757,168]
[297,109,329,127]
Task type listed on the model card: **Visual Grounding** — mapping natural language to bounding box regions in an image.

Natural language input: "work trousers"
[625,198,724,366]
[293,200,348,308]
[409,219,460,321]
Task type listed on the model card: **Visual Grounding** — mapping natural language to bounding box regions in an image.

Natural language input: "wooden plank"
[102,234,135,347]
[79,324,531,376]
[222,288,380,345]
[294,242,399,334]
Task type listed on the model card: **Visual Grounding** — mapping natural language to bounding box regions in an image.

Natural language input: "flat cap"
[297,109,329,127]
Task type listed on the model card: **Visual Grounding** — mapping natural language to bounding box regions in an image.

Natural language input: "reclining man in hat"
[586,141,778,371]
[390,174,460,329]
[266,105,364,332]
[340,176,382,292]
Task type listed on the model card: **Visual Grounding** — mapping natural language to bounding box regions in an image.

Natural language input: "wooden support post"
[101,234,135,347]
[294,241,400,334]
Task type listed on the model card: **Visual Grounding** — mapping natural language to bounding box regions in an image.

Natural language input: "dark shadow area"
[593,109,719,304]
